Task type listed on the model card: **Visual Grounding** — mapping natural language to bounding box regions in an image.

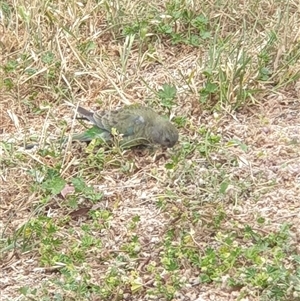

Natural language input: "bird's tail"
[77,107,97,124]
[71,125,111,142]
[21,126,111,149]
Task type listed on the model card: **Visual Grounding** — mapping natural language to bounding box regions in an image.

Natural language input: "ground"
[1,0,300,300]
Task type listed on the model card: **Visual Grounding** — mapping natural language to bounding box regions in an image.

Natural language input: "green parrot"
[75,104,179,148]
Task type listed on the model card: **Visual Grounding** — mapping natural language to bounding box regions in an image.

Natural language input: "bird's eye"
[165,138,170,144]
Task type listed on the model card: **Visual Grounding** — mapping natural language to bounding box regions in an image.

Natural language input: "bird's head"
[150,121,179,148]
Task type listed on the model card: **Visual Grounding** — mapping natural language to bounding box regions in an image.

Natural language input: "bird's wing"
[77,106,148,136]
[98,109,146,137]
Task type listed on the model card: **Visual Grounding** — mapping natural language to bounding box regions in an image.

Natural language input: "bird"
[74,104,179,148]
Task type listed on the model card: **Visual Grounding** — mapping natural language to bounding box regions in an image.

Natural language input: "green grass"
[1,0,300,300]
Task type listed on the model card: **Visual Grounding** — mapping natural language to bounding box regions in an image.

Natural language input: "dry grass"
[1,0,300,300]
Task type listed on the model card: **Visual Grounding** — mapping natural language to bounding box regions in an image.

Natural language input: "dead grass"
[1,0,300,300]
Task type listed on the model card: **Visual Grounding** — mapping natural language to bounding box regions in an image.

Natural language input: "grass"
[1,0,300,300]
